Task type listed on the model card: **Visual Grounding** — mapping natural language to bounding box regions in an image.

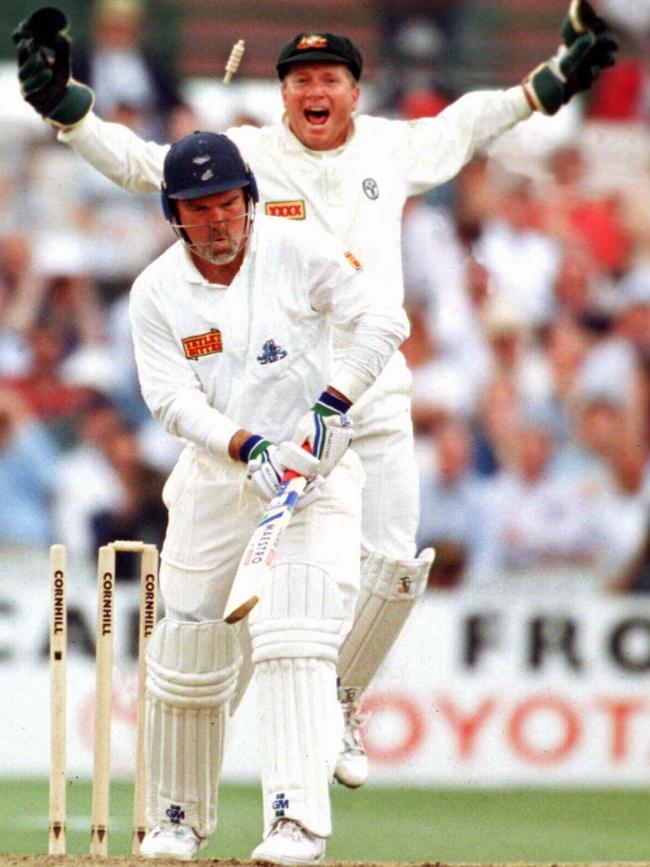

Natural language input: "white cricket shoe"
[333,700,368,788]
[251,818,325,865]
[140,821,203,860]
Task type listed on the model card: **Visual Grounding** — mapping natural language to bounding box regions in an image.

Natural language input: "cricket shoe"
[251,819,325,865]
[333,699,368,788]
[140,821,204,860]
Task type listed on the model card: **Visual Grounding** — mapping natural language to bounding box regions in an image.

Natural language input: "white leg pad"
[229,618,253,717]
[337,548,434,700]
[145,618,241,839]
[249,562,346,839]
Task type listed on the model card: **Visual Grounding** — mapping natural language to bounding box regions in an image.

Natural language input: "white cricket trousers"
[158,445,364,623]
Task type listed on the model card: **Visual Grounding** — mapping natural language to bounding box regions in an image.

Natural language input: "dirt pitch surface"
[2,859,650,867]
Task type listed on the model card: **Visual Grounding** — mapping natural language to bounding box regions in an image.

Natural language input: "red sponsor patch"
[265,200,306,220]
[344,251,363,271]
[182,328,223,359]
[297,35,328,50]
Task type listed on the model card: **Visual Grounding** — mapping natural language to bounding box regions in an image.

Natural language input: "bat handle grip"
[281,441,312,482]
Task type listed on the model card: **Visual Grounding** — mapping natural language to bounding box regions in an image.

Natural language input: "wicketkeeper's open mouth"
[304,108,329,125]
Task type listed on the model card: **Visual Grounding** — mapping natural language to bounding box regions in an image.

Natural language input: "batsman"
[14,0,617,834]
[130,130,406,860]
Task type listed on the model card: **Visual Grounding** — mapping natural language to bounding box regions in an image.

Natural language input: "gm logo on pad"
[265,200,306,219]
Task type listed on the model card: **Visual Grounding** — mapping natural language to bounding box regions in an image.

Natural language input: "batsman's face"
[176,189,249,265]
[281,62,360,151]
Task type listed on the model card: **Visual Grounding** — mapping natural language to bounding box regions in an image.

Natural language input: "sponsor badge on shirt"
[182,328,223,359]
[265,200,306,219]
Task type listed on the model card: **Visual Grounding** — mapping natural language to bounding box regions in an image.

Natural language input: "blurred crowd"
[0,0,648,592]
[404,142,650,594]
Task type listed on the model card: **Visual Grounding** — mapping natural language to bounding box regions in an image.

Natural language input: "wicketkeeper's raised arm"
[59,112,167,193]
[15,3,617,200]
[14,6,167,193]
[401,0,617,190]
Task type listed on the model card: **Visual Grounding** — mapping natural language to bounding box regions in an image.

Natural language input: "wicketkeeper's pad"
[337,548,434,700]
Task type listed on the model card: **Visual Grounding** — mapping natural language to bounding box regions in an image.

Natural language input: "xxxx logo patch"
[182,328,223,359]
[265,199,306,220]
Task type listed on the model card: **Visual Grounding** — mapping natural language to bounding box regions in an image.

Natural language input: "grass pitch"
[0,780,648,862]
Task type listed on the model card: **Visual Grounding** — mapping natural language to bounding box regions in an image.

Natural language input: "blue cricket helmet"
[161,131,258,220]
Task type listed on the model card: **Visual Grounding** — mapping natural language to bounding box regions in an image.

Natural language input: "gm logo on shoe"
[166,804,186,823]
[273,792,289,816]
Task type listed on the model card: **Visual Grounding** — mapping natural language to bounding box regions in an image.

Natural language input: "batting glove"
[291,391,353,478]
[242,436,323,509]
[13,7,94,128]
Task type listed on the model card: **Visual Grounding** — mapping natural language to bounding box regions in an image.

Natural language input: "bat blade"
[223,474,307,623]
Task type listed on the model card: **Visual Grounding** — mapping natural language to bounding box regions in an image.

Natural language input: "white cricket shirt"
[61,88,529,311]
[60,87,530,395]
[129,215,408,456]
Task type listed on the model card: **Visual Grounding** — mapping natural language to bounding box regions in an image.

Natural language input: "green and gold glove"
[523,0,617,115]
[13,7,94,128]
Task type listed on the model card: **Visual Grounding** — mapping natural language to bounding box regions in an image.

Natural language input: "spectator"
[486,415,639,589]
[0,233,37,376]
[475,175,561,327]
[0,387,59,547]
[401,305,473,437]
[401,192,492,404]
[417,417,495,587]
[560,392,640,492]
[52,395,127,559]
[612,262,650,356]
[73,0,181,140]
[90,427,167,579]
[479,292,551,412]
[540,145,630,274]
[3,327,89,445]
[373,0,467,107]
[586,3,650,123]
[472,374,522,477]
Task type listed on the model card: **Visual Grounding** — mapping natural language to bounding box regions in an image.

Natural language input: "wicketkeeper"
[14,0,617,792]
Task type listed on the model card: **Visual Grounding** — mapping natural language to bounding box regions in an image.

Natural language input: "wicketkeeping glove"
[242,436,323,508]
[562,0,609,45]
[523,0,617,115]
[291,391,353,478]
[13,7,94,128]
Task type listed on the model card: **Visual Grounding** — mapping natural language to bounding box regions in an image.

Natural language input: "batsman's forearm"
[330,309,409,403]
[145,385,241,457]
[58,111,167,193]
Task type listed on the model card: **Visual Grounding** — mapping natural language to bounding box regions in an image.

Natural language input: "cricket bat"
[223,469,307,623]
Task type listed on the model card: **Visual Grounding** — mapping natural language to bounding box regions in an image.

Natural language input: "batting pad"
[250,563,346,839]
[337,548,434,700]
[229,618,253,717]
[145,618,241,838]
